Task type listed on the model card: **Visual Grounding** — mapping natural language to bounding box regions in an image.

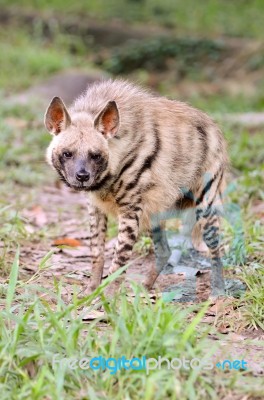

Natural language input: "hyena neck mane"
[71,79,152,119]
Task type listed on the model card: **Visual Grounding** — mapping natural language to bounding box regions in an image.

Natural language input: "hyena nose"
[76,170,90,182]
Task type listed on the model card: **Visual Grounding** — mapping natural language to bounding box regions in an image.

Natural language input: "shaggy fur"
[45,79,228,294]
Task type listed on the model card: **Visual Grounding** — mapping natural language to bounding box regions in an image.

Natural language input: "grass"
[241,264,264,330]
[0,95,263,399]
[0,27,85,94]
[1,13,264,113]
[1,1,264,114]
[190,91,264,115]
[3,0,264,39]
[0,257,263,400]
[0,3,263,397]
[0,103,51,186]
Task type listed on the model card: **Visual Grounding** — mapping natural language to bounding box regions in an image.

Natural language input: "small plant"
[134,234,153,255]
[240,264,264,330]
[1,255,256,399]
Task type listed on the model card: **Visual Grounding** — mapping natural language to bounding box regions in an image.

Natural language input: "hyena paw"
[143,281,153,291]
[77,286,94,298]
[142,278,155,291]
[90,282,99,292]
[142,271,160,291]
[209,285,226,302]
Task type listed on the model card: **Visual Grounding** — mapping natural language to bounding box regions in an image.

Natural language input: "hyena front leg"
[144,223,171,290]
[108,206,142,276]
[87,201,107,291]
[195,170,225,296]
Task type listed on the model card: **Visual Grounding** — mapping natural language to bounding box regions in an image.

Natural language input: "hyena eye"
[63,151,73,159]
[90,153,102,162]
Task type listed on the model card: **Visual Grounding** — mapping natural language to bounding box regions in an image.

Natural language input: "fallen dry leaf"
[24,224,35,234]
[24,361,37,378]
[124,289,161,304]
[226,333,246,341]
[80,309,108,322]
[53,238,82,247]
[217,323,230,334]
[250,200,264,223]
[201,315,216,324]
[206,298,233,316]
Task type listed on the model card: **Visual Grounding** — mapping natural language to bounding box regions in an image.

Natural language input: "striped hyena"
[45,79,228,296]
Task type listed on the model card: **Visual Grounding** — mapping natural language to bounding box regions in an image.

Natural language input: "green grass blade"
[6,247,20,312]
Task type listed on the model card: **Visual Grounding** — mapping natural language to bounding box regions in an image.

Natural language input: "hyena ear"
[94,101,119,138]
[44,97,71,135]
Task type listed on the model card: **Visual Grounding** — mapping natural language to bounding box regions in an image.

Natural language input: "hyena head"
[44,97,119,190]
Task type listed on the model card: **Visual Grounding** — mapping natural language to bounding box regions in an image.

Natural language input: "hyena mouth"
[68,180,93,191]
[71,179,98,191]
[71,184,87,191]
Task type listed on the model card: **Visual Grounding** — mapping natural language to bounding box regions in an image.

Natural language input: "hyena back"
[45,79,228,295]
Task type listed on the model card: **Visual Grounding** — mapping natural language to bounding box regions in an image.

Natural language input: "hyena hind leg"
[144,223,171,290]
[195,172,226,297]
[204,217,225,296]
[87,201,107,292]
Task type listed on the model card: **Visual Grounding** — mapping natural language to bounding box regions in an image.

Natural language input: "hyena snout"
[76,169,90,182]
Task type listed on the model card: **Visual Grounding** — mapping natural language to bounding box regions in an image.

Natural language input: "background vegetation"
[0,1,263,399]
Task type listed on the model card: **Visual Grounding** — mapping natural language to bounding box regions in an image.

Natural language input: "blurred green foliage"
[2,0,264,38]
[0,27,84,93]
[0,3,263,398]
[98,37,224,74]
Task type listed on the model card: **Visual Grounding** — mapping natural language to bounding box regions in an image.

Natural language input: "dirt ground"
[3,69,263,380]
[15,180,263,376]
